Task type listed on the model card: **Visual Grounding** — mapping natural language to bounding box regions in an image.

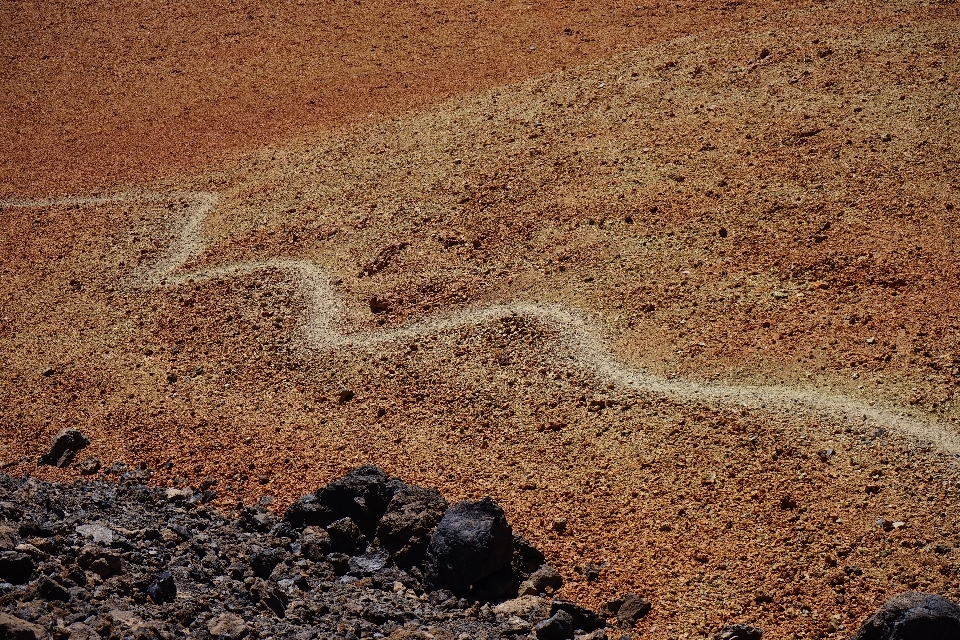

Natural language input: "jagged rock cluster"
[2,462,960,640]
[0,467,612,640]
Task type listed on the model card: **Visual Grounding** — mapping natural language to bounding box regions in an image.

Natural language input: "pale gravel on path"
[4,190,959,454]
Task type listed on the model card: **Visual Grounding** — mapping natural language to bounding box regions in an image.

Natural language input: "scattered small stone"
[106,461,129,474]
[165,487,193,502]
[550,599,605,632]
[77,456,101,475]
[250,578,288,617]
[76,523,114,545]
[37,575,70,601]
[208,613,249,640]
[145,571,176,604]
[337,385,355,403]
[369,295,391,314]
[0,524,15,551]
[713,624,762,640]
[616,593,652,627]
[519,563,563,596]
[77,546,122,578]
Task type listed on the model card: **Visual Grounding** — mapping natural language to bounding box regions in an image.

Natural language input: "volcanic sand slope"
[0,0,811,197]
[3,0,960,638]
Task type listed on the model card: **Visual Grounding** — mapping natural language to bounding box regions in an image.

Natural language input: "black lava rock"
[38,428,90,467]
[534,609,574,639]
[714,623,763,639]
[239,506,275,533]
[249,546,282,579]
[36,576,70,602]
[146,571,177,604]
[299,527,332,561]
[854,592,960,640]
[424,497,514,592]
[251,578,288,617]
[375,484,448,569]
[284,466,395,539]
[0,551,35,584]
[551,599,606,632]
[513,534,547,578]
[327,517,368,556]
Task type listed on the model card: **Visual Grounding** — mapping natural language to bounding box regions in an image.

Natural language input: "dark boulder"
[854,592,960,640]
[38,428,90,467]
[534,609,574,639]
[251,578,288,617]
[283,493,330,530]
[327,518,367,556]
[283,466,395,538]
[249,547,282,579]
[470,563,522,603]
[375,484,448,568]
[145,571,176,604]
[299,527,332,561]
[424,497,514,592]
[0,551,35,584]
[37,576,71,601]
[550,599,605,632]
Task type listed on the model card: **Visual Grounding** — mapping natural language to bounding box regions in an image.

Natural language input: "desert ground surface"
[2,0,960,637]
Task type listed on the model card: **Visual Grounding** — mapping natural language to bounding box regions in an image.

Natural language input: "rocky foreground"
[1,462,959,640]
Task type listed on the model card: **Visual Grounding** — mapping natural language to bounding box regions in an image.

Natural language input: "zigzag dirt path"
[4,190,959,454]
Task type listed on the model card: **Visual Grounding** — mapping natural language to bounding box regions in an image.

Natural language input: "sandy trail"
[4,190,957,455]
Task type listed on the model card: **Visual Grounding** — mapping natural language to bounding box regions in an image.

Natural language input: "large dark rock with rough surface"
[38,428,90,467]
[424,497,514,592]
[854,592,960,640]
[283,466,394,538]
[375,484,448,568]
[0,550,35,584]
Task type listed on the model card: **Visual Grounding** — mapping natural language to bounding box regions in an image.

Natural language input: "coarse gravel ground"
[2,0,960,638]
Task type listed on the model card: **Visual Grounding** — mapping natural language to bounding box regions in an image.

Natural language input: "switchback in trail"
[4,190,957,454]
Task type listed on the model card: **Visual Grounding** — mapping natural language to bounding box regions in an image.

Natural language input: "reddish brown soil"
[2,0,960,639]
[0,0,807,197]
